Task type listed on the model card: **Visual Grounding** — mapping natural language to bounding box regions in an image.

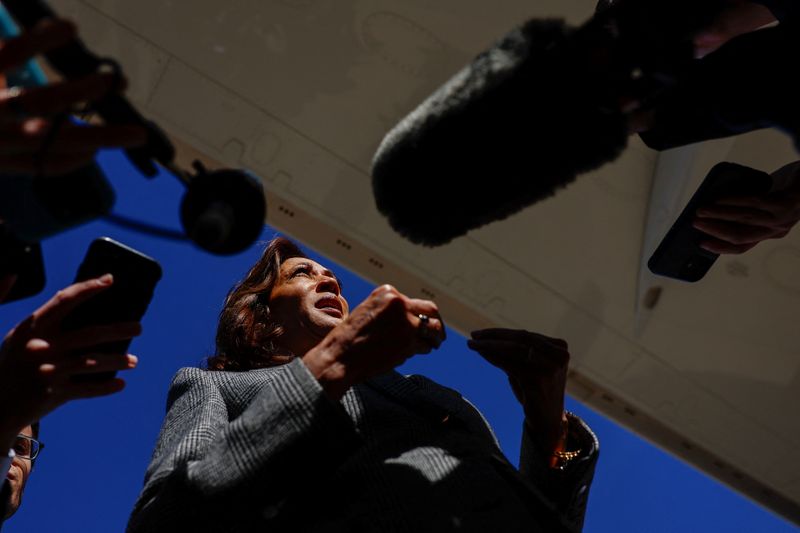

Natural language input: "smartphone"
[62,238,162,381]
[648,162,772,282]
[0,225,46,303]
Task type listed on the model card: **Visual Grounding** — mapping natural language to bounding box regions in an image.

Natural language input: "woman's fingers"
[0,73,123,123]
[468,338,567,371]
[358,286,447,359]
[472,328,528,342]
[410,314,445,352]
[471,328,567,351]
[406,297,442,320]
[406,297,446,348]
[0,19,77,73]
[468,338,526,356]
[467,339,526,374]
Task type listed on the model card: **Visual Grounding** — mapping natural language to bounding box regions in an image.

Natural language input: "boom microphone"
[372,0,729,246]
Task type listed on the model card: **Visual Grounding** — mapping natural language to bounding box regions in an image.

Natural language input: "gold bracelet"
[553,449,582,461]
[551,448,582,470]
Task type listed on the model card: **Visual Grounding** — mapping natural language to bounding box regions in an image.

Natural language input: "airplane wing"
[51,0,800,523]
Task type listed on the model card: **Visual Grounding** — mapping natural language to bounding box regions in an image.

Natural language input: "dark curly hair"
[206,237,306,371]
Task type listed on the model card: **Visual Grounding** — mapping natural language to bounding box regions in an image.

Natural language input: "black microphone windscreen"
[372,19,629,246]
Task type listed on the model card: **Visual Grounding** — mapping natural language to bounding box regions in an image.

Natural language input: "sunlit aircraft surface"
[51,0,799,523]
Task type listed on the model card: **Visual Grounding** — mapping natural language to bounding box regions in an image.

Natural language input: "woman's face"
[268,257,349,356]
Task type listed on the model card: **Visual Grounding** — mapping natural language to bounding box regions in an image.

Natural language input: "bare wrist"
[525,409,568,457]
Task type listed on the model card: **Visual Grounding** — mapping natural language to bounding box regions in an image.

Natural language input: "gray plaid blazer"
[128,358,598,532]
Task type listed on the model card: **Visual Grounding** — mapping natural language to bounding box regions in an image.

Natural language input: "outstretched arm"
[468,329,599,531]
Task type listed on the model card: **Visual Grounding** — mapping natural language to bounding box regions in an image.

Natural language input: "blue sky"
[1,149,796,532]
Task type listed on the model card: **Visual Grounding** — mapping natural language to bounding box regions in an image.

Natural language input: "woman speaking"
[128,237,599,533]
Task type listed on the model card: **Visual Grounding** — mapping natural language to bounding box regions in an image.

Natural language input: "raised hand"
[0,275,141,446]
[468,328,569,455]
[303,284,445,400]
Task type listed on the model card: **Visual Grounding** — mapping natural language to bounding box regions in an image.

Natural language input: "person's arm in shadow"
[469,329,599,532]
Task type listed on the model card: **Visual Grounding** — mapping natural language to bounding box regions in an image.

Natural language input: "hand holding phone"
[693,161,800,255]
[0,276,142,441]
[62,238,162,381]
[648,162,772,282]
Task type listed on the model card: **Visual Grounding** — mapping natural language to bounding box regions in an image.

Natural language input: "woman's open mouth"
[315,296,343,317]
